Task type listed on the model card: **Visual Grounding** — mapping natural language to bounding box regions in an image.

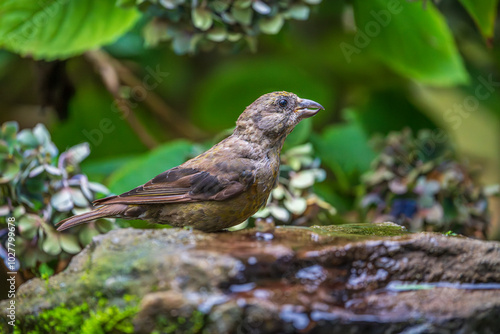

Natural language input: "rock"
[3,223,500,333]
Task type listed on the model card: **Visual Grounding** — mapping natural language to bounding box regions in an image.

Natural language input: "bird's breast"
[252,149,280,207]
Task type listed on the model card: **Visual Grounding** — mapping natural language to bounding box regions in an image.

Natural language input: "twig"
[85,50,158,149]
[87,50,206,141]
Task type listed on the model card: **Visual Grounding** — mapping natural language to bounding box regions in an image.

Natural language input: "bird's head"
[235,91,324,144]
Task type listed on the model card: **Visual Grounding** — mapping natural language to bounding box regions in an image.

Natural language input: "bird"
[56,91,324,232]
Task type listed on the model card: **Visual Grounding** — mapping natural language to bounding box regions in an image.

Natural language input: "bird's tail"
[56,204,127,231]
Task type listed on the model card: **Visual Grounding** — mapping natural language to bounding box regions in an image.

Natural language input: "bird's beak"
[295,98,325,119]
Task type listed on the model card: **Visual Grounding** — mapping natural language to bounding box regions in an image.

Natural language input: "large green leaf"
[0,0,140,60]
[191,58,333,133]
[313,121,375,192]
[107,140,194,194]
[316,122,375,174]
[352,90,438,136]
[50,82,148,160]
[81,155,138,184]
[351,0,468,85]
[458,0,499,38]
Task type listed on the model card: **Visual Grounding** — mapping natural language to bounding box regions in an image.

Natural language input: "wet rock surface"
[5,224,500,333]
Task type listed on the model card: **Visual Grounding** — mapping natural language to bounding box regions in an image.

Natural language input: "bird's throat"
[234,125,286,151]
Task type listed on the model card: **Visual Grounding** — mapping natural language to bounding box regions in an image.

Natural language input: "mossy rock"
[2,226,499,333]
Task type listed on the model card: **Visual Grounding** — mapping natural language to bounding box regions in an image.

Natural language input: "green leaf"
[231,7,253,25]
[228,32,243,42]
[0,140,9,155]
[272,185,285,200]
[285,5,310,20]
[258,15,284,35]
[32,124,51,146]
[18,214,42,239]
[285,142,314,157]
[95,219,114,233]
[0,0,140,60]
[13,205,26,217]
[290,170,317,189]
[116,0,138,8]
[253,207,270,218]
[81,155,137,184]
[108,140,193,194]
[352,0,468,85]
[458,0,499,38]
[88,182,111,195]
[192,7,213,31]
[69,188,89,207]
[350,91,438,136]
[42,233,61,256]
[0,205,10,216]
[210,1,231,13]
[78,225,100,245]
[314,122,375,187]
[269,205,290,221]
[0,161,20,183]
[59,234,81,254]
[44,164,62,176]
[1,121,18,141]
[284,197,307,215]
[207,27,228,42]
[303,0,322,4]
[65,143,90,165]
[51,188,74,212]
[17,129,39,147]
[234,0,252,9]
[38,263,54,277]
[253,1,271,15]
[159,0,180,10]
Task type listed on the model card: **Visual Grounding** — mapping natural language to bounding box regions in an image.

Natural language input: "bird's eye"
[278,99,288,108]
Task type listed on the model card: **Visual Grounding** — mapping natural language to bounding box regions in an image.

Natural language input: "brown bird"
[57,92,324,232]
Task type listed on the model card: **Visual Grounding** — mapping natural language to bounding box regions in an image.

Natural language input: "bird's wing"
[93,165,255,206]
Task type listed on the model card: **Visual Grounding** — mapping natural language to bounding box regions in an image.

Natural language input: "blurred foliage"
[0,122,113,276]
[253,143,336,226]
[139,0,323,54]
[360,129,497,239]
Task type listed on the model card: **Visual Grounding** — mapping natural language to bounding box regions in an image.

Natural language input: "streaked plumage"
[57,91,324,232]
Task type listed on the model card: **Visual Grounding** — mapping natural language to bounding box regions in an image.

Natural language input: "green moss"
[310,223,408,237]
[10,293,207,334]
[13,295,139,334]
[151,310,205,334]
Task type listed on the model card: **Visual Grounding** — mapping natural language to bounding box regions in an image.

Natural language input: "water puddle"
[386,281,500,291]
